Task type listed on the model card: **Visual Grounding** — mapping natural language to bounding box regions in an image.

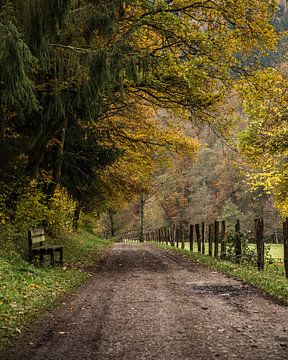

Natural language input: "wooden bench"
[28,227,64,265]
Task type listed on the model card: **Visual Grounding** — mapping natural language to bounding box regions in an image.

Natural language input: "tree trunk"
[0,107,5,145]
[26,117,65,178]
[108,210,115,237]
[47,118,68,199]
[139,194,145,242]
[73,202,82,230]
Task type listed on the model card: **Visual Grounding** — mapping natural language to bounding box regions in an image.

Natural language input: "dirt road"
[4,243,288,359]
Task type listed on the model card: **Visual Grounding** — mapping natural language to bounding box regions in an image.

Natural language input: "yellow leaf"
[29,283,40,289]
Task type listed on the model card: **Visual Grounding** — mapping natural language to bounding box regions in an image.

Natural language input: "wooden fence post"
[189,224,194,252]
[161,227,165,244]
[201,222,205,255]
[181,228,185,249]
[220,220,226,258]
[170,228,174,246]
[167,228,170,245]
[171,228,175,247]
[165,227,168,245]
[235,219,241,263]
[195,224,201,253]
[283,219,288,278]
[214,221,219,258]
[208,224,213,256]
[163,227,166,244]
[255,218,264,271]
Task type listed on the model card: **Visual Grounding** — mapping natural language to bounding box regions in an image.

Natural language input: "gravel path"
[3,243,288,359]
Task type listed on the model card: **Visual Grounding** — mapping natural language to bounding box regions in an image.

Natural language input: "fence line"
[145,218,288,279]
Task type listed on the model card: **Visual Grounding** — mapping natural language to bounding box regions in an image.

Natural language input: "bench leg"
[50,250,55,266]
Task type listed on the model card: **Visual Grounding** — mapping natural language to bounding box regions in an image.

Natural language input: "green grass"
[249,243,284,261]
[0,230,112,351]
[156,243,288,305]
[60,230,113,267]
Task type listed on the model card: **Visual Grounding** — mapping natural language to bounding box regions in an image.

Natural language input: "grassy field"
[249,243,284,261]
[179,242,284,261]
[0,230,112,351]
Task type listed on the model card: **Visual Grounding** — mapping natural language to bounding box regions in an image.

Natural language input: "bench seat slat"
[31,234,46,244]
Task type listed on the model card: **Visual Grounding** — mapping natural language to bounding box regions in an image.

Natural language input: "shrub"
[223,230,257,265]
[46,188,76,236]
[0,177,76,256]
[223,230,272,267]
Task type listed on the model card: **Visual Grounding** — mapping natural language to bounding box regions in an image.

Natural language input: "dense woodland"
[1,0,288,249]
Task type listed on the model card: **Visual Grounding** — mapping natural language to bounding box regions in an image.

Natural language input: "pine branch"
[49,43,91,53]
[71,4,93,14]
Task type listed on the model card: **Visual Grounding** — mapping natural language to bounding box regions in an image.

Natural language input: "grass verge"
[155,243,288,305]
[0,230,112,351]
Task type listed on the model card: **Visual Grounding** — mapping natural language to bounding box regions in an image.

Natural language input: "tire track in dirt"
[3,243,288,360]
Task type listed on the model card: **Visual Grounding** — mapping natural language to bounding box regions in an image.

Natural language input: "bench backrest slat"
[28,228,46,245]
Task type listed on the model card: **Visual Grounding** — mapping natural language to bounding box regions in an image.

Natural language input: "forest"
[0,0,288,248]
